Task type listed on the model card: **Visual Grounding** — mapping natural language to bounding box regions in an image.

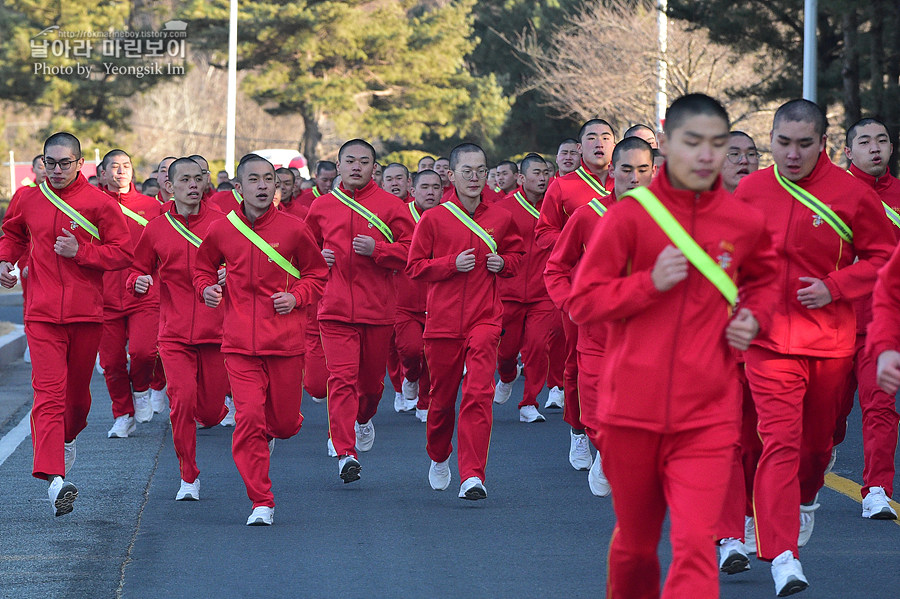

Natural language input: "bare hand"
[272,291,297,314]
[322,249,335,267]
[0,262,17,289]
[54,228,79,258]
[876,350,900,394]
[797,277,832,309]
[456,248,476,272]
[203,284,223,308]
[651,245,688,292]
[486,253,504,273]
[217,267,227,286]
[134,275,153,294]
[352,235,376,256]
[725,308,760,351]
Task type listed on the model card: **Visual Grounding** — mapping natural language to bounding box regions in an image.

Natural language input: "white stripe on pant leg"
[0,410,32,468]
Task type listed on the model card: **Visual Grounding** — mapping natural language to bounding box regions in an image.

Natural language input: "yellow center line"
[824,472,900,527]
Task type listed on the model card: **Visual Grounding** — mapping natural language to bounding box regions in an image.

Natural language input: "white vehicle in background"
[249,149,309,179]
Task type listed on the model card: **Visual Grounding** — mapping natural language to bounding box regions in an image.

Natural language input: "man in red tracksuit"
[193,154,328,525]
[407,142,525,500]
[304,139,414,483]
[492,153,562,423]
[0,132,133,517]
[831,117,900,519]
[128,158,230,502]
[544,136,655,498]
[276,167,307,219]
[568,94,778,599]
[394,169,443,422]
[554,139,580,178]
[535,118,616,471]
[154,156,176,205]
[97,150,164,438]
[296,160,338,213]
[735,100,894,594]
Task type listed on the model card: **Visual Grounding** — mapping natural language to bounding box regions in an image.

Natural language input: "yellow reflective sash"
[155,193,165,205]
[587,198,608,217]
[232,189,243,204]
[409,202,421,223]
[443,203,498,253]
[514,191,540,219]
[332,188,395,243]
[313,186,322,198]
[120,204,149,226]
[165,213,203,248]
[226,211,300,279]
[623,187,737,306]
[575,166,611,198]
[774,165,852,243]
[39,182,100,239]
[882,202,900,229]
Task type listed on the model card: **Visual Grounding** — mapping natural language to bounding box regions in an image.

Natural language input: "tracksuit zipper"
[665,197,696,431]
[186,213,196,344]
[250,217,257,353]
[349,190,356,323]
[783,200,796,351]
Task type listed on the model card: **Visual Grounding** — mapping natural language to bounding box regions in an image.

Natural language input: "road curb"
[0,324,26,369]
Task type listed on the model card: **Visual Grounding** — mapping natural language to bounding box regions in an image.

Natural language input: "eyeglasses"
[455,167,488,181]
[725,150,760,164]
[43,158,78,171]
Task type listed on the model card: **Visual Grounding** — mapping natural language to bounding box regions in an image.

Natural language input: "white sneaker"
[493,380,513,404]
[771,549,808,596]
[355,420,375,452]
[798,500,819,547]
[48,477,78,517]
[95,354,104,375]
[458,476,487,500]
[327,438,337,457]
[415,408,428,423]
[268,438,275,456]
[718,538,750,574]
[393,391,405,413]
[393,392,416,413]
[311,395,326,404]
[824,447,837,475]
[107,415,136,438]
[569,430,592,470]
[133,389,153,423]
[402,378,419,401]
[339,455,361,483]
[519,405,546,423]
[545,386,564,409]
[150,387,168,413]
[64,440,76,476]
[429,459,451,491]
[220,395,236,427]
[175,478,200,501]
[246,505,274,526]
[588,452,611,497]
[744,515,757,553]
[23,344,30,363]
[861,486,898,519]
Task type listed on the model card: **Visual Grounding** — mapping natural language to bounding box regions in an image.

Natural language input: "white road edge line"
[0,410,31,468]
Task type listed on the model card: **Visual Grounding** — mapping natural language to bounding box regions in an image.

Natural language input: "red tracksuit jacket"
[534,160,614,250]
[0,173,133,323]
[734,151,895,358]
[867,245,900,358]
[568,169,778,432]
[494,189,552,304]
[278,197,308,221]
[296,186,326,213]
[99,184,162,316]
[193,204,329,356]
[544,197,616,356]
[406,191,526,339]
[304,180,414,325]
[394,201,428,315]
[127,202,225,344]
[206,190,241,215]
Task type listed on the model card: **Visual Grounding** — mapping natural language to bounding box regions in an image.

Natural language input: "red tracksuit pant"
[600,422,735,599]
[26,321,103,479]
[303,305,328,400]
[716,368,762,540]
[319,320,392,458]
[395,310,430,410]
[745,346,853,560]
[424,324,500,483]
[547,311,566,389]
[497,299,558,408]
[99,307,160,417]
[150,356,166,392]
[159,341,229,483]
[224,353,304,508]
[562,316,584,429]
[577,350,604,445]
[387,330,403,393]
[833,334,899,498]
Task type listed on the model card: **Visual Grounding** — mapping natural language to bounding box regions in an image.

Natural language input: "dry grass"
[0,322,17,337]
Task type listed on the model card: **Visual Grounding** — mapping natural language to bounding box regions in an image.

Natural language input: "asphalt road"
[0,355,897,599]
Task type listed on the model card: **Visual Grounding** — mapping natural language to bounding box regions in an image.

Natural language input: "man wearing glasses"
[0,132,133,517]
[721,131,761,193]
[407,143,525,500]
